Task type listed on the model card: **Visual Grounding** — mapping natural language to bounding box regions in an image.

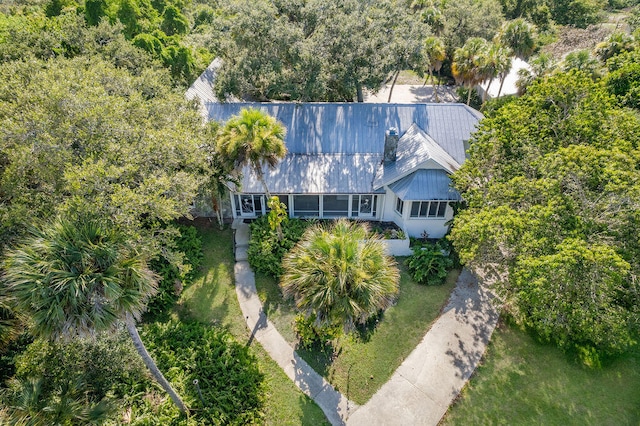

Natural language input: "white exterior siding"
[379,188,454,239]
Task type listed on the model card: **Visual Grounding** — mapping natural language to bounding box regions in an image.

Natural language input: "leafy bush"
[406,241,454,285]
[294,314,343,349]
[13,331,147,402]
[247,215,311,278]
[147,224,203,317]
[139,320,265,425]
[455,86,482,110]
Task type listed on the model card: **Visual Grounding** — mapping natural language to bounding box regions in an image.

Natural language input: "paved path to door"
[232,220,499,425]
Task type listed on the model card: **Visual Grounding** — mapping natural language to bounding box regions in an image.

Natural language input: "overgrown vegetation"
[406,240,455,286]
[147,224,203,318]
[247,215,311,278]
[139,320,265,425]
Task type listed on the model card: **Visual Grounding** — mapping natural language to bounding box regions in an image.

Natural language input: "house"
[477,57,531,99]
[204,102,481,239]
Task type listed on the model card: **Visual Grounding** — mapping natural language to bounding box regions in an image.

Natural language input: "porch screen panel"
[254,196,263,215]
[293,195,319,217]
[323,195,349,217]
[352,195,375,217]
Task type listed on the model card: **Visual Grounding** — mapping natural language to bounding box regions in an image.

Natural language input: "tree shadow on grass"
[174,264,233,326]
[352,311,385,344]
[295,342,340,379]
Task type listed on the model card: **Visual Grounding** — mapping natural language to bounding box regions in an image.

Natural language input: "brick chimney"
[384,127,399,162]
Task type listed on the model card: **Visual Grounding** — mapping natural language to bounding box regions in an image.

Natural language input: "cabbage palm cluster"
[281,219,399,332]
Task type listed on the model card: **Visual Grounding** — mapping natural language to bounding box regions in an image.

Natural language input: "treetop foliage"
[450,70,640,363]
[0,56,208,254]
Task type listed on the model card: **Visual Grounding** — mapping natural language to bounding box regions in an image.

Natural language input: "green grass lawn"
[255,263,459,405]
[176,222,329,425]
[442,321,640,425]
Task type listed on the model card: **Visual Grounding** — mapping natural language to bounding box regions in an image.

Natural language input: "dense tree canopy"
[450,71,640,363]
[0,56,208,255]
[213,0,431,102]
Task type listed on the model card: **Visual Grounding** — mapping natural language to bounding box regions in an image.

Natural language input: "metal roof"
[185,58,221,107]
[235,154,383,194]
[388,169,461,201]
[206,102,481,195]
[205,102,480,164]
[373,123,461,189]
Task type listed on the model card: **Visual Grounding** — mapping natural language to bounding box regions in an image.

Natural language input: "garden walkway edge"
[231,220,499,425]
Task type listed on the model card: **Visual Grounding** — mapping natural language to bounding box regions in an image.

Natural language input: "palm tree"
[452,37,489,106]
[496,18,537,60]
[477,42,500,104]
[0,377,112,425]
[515,52,555,95]
[216,108,287,199]
[423,36,446,102]
[562,50,602,80]
[281,219,400,332]
[494,47,513,98]
[2,217,188,414]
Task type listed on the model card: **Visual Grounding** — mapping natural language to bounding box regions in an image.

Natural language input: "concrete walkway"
[231,220,499,426]
[346,269,499,425]
[233,220,359,425]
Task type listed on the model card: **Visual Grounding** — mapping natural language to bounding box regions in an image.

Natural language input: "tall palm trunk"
[428,70,439,102]
[356,84,364,102]
[482,78,494,104]
[254,165,271,199]
[466,83,472,105]
[387,70,400,103]
[497,75,506,98]
[125,314,188,415]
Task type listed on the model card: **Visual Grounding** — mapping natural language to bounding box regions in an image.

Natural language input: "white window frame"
[409,201,448,219]
[395,197,404,216]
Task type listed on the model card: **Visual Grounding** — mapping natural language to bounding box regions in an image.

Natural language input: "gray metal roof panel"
[205,103,480,163]
[388,169,461,201]
[236,153,382,194]
[373,123,461,189]
[185,58,221,105]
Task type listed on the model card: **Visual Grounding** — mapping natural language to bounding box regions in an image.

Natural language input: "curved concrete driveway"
[346,269,498,425]
[232,220,499,425]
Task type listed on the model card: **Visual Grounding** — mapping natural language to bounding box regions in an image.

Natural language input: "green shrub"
[247,215,310,278]
[140,320,265,425]
[147,224,203,317]
[406,241,454,285]
[13,331,148,402]
[455,86,482,110]
[294,314,343,349]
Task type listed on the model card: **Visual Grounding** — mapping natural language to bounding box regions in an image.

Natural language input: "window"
[351,195,376,217]
[395,197,404,215]
[293,195,319,217]
[409,201,448,218]
[323,195,349,217]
